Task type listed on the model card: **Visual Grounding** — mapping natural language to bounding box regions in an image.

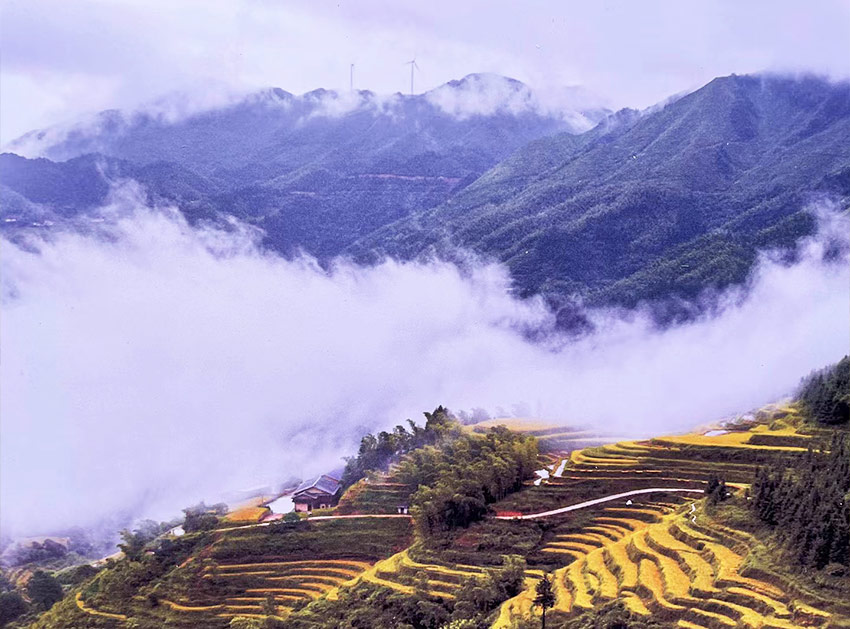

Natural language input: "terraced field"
[497,503,836,628]
[160,558,374,621]
[359,549,491,599]
[493,417,841,628]
[336,471,413,515]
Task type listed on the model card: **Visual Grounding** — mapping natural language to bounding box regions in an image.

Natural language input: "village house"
[292,473,341,512]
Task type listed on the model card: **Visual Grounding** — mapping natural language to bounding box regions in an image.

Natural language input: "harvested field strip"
[162,599,223,612]
[248,576,341,587]
[594,517,649,531]
[540,547,584,559]
[564,559,593,611]
[600,507,664,522]
[605,542,638,589]
[245,585,332,595]
[684,607,737,627]
[545,541,599,554]
[638,558,684,611]
[702,542,785,599]
[725,587,790,617]
[622,591,650,616]
[629,530,694,603]
[585,549,618,599]
[225,595,304,604]
[75,592,129,620]
[584,524,628,540]
[562,532,610,545]
[215,559,371,571]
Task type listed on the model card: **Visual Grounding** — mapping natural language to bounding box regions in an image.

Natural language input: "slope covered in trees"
[1,75,594,259]
[352,74,850,316]
[2,75,848,317]
[797,356,850,425]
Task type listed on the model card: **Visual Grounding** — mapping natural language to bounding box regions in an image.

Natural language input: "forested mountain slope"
[351,74,850,312]
[2,74,848,315]
[1,74,602,256]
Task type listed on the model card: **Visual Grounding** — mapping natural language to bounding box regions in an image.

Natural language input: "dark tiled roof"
[293,474,340,497]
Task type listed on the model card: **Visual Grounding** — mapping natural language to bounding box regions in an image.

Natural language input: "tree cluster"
[340,406,459,489]
[797,356,850,425]
[183,502,227,533]
[750,433,850,569]
[397,426,538,536]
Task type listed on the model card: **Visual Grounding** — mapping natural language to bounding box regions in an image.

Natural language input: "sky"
[2,0,850,140]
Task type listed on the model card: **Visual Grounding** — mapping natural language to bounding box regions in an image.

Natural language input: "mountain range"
[2,73,848,319]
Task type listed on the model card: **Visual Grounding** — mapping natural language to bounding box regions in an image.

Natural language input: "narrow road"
[494,487,705,520]
[217,513,412,533]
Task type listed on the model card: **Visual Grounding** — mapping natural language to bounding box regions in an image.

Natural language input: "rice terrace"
[2,3,849,628]
[20,378,850,628]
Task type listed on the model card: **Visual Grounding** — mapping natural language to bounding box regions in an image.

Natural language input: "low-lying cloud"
[1,191,848,535]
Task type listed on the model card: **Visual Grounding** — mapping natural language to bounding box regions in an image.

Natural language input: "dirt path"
[217,513,412,533]
[494,487,705,520]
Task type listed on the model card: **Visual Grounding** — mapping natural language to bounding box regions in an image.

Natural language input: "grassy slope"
[21,406,848,629]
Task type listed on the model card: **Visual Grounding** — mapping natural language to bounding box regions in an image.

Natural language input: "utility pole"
[405,58,419,95]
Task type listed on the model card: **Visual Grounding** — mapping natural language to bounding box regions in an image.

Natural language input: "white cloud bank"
[1,193,848,534]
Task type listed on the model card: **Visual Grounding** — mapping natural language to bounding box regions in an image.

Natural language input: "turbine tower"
[350,63,354,92]
[405,57,419,95]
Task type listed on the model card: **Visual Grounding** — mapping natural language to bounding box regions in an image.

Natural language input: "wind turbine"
[405,57,419,95]
[350,63,354,93]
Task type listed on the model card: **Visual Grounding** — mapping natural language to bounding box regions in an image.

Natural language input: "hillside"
[10,389,849,629]
[0,74,601,257]
[350,74,850,315]
[2,75,847,317]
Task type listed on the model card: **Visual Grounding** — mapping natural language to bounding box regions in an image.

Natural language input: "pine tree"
[533,573,556,629]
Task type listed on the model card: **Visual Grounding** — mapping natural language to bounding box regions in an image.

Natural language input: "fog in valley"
[2,185,847,536]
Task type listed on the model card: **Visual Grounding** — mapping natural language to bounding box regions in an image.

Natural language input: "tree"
[706,473,728,505]
[282,511,301,524]
[26,570,63,611]
[533,574,556,629]
[261,593,277,617]
[0,591,28,626]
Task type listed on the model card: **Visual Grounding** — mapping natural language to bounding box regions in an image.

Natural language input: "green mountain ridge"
[348,74,850,316]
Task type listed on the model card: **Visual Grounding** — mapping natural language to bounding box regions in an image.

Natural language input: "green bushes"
[400,427,538,536]
[750,433,850,569]
[341,407,459,490]
[797,356,850,425]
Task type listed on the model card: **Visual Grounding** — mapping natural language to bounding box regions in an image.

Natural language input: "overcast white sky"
[1,0,850,141]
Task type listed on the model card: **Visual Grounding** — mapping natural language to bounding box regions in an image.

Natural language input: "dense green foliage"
[0,591,28,626]
[352,75,850,318]
[797,356,850,424]
[118,519,175,561]
[1,75,576,258]
[341,406,459,490]
[397,426,538,536]
[4,75,847,318]
[25,571,63,612]
[533,573,555,628]
[751,433,850,569]
[705,473,729,506]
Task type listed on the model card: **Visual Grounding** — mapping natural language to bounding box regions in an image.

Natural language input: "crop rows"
[499,507,833,628]
[362,550,490,599]
[162,559,372,620]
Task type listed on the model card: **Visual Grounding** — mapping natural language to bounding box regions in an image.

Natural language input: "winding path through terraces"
[494,487,705,520]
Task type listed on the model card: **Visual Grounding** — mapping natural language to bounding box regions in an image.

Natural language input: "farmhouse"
[292,473,341,512]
